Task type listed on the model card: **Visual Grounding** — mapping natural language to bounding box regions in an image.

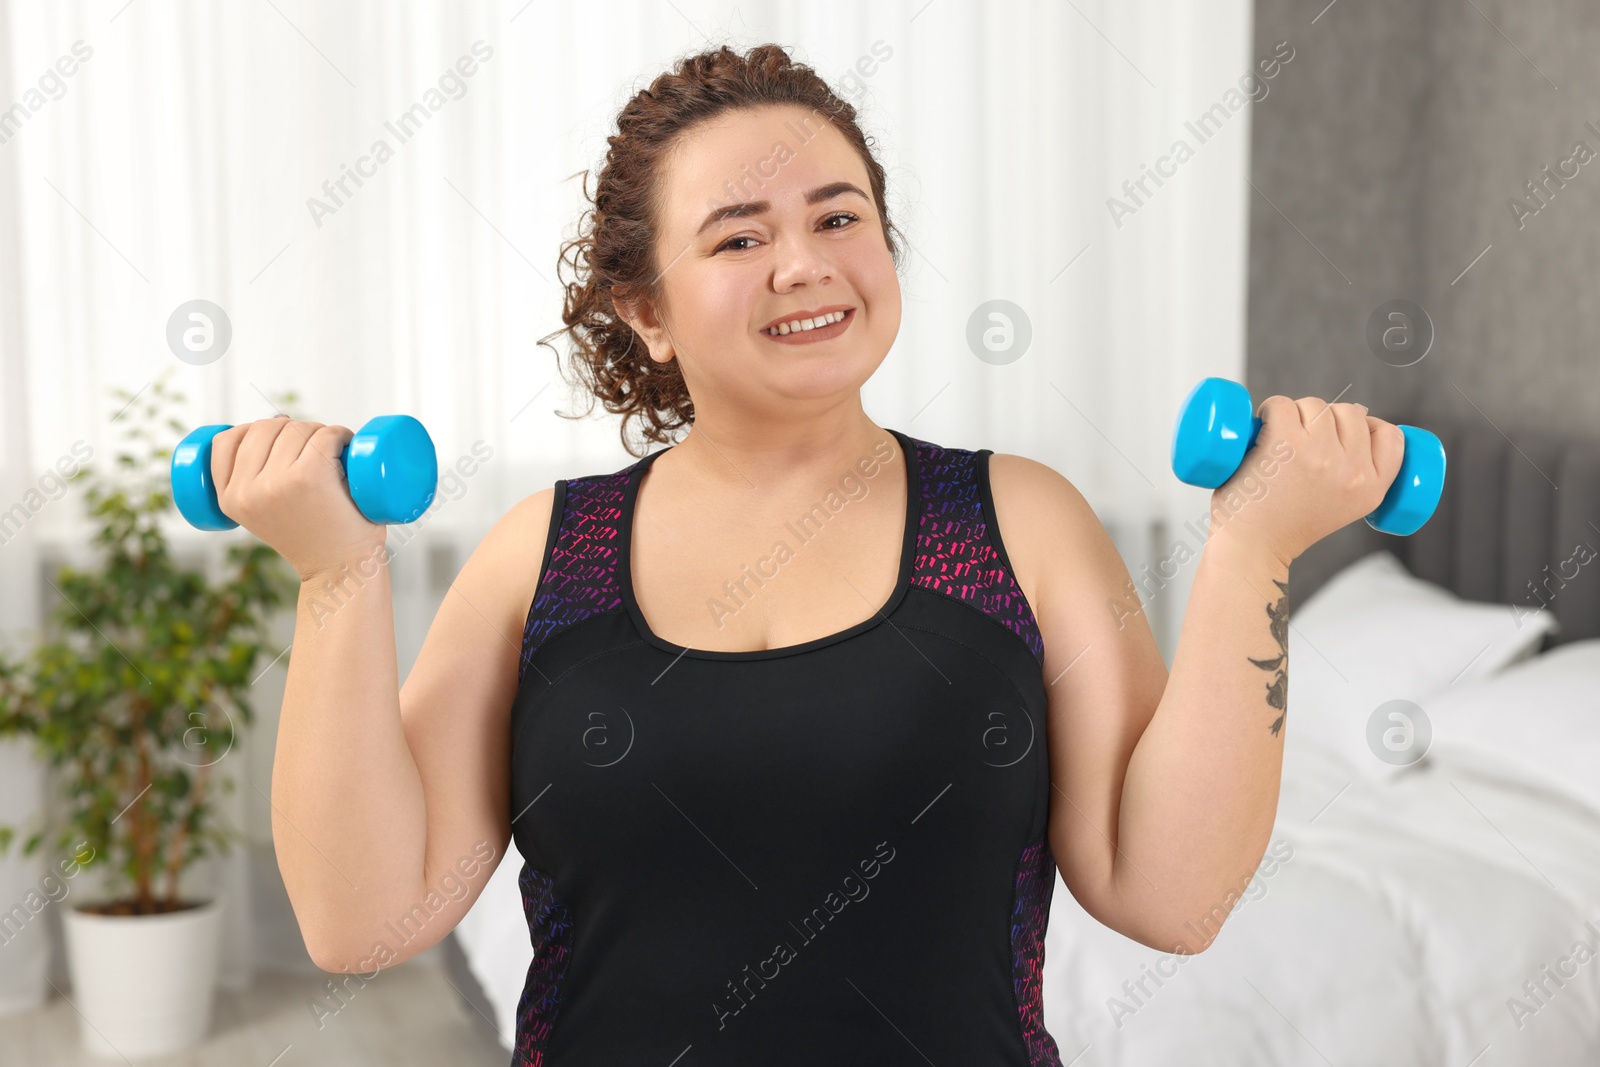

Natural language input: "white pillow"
[1409,639,1600,814]
[1283,550,1558,778]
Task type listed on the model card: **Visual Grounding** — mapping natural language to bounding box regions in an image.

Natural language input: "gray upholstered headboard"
[1290,417,1600,649]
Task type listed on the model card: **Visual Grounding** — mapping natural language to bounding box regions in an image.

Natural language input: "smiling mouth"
[759,308,854,344]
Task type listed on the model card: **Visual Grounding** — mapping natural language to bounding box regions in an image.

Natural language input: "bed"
[445,417,1600,1065]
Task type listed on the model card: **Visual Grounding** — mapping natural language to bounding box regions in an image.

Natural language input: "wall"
[1246,0,1600,600]
[1246,0,1432,598]
[1415,1,1600,438]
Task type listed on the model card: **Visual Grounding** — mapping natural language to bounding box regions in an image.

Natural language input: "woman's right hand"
[208,416,388,583]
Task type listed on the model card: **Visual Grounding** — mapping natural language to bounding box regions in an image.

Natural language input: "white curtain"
[0,0,1252,1014]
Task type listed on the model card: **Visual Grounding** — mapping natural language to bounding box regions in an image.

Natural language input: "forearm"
[272,552,426,969]
[1111,529,1291,950]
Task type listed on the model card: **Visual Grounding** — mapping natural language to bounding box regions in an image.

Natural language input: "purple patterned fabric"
[512,860,574,1067]
[518,436,1046,677]
[907,438,1046,664]
[1011,836,1065,1066]
[518,470,632,685]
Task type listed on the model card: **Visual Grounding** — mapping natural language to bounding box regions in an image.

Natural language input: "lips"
[759,307,854,345]
[759,305,855,334]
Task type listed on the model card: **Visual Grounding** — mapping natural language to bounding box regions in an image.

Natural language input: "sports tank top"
[508,427,1064,1066]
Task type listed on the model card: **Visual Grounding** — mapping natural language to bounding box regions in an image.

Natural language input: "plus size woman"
[212,43,1407,1066]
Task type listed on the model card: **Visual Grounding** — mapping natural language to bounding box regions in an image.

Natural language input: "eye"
[715,211,861,254]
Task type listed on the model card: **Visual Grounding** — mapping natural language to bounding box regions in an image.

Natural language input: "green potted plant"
[0,370,299,1057]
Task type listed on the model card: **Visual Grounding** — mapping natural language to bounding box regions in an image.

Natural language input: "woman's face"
[628,104,902,415]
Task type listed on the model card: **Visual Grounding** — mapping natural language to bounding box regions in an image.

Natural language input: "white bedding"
[457,653,1600,1067]
[1038,725,1600,1067]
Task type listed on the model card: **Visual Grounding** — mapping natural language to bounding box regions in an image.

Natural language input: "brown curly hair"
[539,42,906,458]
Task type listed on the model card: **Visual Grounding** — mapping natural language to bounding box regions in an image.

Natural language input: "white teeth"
[765,310,847,335]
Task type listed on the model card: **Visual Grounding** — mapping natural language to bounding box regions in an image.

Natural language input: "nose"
[770,231,836,290]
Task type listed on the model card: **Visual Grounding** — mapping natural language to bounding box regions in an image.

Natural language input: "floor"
[0,957,510,1066]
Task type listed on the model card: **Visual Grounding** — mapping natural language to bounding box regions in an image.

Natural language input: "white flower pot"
[62,892,225,1059]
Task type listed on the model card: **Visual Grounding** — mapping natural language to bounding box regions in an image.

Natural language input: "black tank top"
[508,427,1064,1065]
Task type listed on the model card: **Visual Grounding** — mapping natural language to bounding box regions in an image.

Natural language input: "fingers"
[213,421,283,496]
[1295,396,1341,444]
[265,419,327,475]
[1258,395,1386,457]
[240,418,297,485]
[297,425,354,472]
[1255,394,1302,430]
[210,425,244,497]
[1330,402,1372,469]
[1368,415,1406,482]
[210,419,329,497]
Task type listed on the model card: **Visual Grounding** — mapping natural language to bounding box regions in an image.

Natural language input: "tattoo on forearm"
[1246,578,1290,736]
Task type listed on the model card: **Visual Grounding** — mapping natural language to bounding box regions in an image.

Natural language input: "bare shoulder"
[986,452,1093,518]
[984,449,1166,678]
[984,452,1101,616]
[458,485,560,628]
[482,484,560,552]
[400,484,560,739]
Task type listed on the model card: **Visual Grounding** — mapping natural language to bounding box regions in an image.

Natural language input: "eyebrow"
[695,181,870,236]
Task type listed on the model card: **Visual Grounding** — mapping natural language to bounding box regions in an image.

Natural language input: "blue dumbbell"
[170,414,439,531]
[1171,377,1446,536]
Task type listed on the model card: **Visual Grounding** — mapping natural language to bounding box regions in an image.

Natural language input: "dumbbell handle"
[171,415,437,531]
[1172,378,1446,536]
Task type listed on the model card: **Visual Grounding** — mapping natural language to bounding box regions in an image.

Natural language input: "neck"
[664,407,898,496]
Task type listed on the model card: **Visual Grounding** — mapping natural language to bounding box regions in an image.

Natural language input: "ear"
[613,291,676,364]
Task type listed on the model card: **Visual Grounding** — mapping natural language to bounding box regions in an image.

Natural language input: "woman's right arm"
[209,416,556,971]
[274,486,555,972]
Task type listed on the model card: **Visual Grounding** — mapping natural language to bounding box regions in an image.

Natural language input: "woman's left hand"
[1208,395,1407,567]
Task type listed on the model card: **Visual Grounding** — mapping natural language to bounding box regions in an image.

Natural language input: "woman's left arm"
[990,398,1401,953]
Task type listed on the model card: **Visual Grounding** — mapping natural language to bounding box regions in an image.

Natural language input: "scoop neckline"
[618,427,920,661]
